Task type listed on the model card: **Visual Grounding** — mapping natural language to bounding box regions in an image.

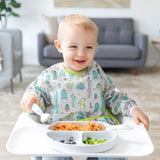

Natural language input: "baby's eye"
[86,46,93,49]
[70,45,77,48]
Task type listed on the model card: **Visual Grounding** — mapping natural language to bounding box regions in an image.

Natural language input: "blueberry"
[60,137,76,144]
[60,140,65,143]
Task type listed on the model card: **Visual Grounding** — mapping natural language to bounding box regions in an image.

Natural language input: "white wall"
[7,0,160,66]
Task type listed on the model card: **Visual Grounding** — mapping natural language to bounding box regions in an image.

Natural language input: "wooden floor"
[1,124,159,160]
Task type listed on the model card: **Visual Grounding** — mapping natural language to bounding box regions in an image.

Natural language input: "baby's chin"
[69,66,87,73]
[73,61,90,70]
[64,62,88,73]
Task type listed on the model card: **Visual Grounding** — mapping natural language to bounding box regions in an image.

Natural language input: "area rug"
[0,66,160,128]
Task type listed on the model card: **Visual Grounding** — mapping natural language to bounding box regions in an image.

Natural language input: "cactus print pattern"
[23,61,137,124]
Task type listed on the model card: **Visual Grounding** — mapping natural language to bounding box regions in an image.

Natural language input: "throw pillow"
[42,14,58,44]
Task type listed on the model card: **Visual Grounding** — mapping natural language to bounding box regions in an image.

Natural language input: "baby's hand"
[132,108,149,131]
[20,94,40,112]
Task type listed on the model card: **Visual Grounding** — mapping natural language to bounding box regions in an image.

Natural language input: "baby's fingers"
[134,116,149,131]
[132,108,149,131]
[20,94,39,112]
[140,116,149,131]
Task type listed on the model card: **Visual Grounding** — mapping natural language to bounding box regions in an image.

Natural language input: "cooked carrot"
[52,121,106,131]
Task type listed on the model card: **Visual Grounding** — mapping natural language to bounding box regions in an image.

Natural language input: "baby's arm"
[93,64,149,130]
[20,94,40,112]
[20,68,51,112]
[132,107,149,131]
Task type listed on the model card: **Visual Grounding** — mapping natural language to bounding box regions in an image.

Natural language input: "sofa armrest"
[134,32,148,65]
[37,32,47,65]
[0,32,16,78]
[0,29,22,51]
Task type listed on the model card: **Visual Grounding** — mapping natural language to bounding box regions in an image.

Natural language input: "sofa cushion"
[94,45,140,60]
[91,18,133,45]
[42,14,58,44]
[43,45,62,58]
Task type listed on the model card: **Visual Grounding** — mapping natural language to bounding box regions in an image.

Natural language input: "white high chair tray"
[6,113,154,158]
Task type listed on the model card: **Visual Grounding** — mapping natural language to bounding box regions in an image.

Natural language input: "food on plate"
[52,121,106,131]
[59,137,76,144]
[83,137,107,145]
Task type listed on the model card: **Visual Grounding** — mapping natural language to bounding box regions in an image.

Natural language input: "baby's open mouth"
[74,59,86,63]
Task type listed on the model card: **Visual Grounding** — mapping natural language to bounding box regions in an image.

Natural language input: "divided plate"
[47,121,117,153]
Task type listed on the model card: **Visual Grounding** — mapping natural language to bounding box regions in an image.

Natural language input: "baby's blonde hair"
[57,14,98,42]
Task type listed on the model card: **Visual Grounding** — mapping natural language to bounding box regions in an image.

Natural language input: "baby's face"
[58,26,98,73]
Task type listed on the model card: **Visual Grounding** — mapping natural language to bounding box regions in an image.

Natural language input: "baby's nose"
[77,49,85,57]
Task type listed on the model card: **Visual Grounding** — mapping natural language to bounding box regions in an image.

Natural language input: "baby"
[21,14,149,160]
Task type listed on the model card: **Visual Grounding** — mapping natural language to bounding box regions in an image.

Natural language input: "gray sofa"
[38,18,148,74]
[0,29,23,93]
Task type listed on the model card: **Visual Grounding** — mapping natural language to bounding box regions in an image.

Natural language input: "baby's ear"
[54,40,62,53]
